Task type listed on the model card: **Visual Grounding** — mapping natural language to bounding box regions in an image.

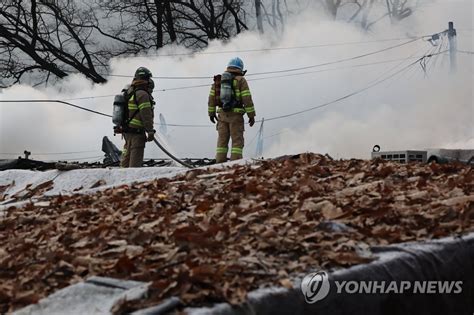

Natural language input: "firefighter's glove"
[248,117,255,127]
[146,130,156,142]
[209,114,218,124]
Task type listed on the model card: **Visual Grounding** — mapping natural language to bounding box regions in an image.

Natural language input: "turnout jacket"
[127,81,154,132]
[208,67,256,118]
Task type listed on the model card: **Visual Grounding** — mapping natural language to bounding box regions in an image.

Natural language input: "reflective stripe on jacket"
[128,90,154,131]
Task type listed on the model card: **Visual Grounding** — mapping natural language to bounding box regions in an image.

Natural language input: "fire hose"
[152,137,195,169]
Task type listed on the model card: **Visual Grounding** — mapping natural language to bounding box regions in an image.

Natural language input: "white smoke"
[0,0,472,161]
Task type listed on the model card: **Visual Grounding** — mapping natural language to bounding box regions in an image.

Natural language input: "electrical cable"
[246,131,260,147]
[248,55,423,82]
[107,38,422,80]
[425,38,447,76]
[433,38,446,64]
[63,55,425,102]
[140,36,429,58]
[246,38,421,76]
[159,50,447,128]
[259,51,447,123]
[0,51,447,128]
[260,47,441,141]
[63,94,116,101]
[0,98,210,128]
[108,74,210,80]
[264,130,287,140]
[0,99,112,118]
[0,51,446,163]
[137,55,425,99]
[0,26,459,162]
[2,54,427,130]
[403,44,441,81]
[62,83,212,101]
[458,50,474,55]
[404,39,448,79]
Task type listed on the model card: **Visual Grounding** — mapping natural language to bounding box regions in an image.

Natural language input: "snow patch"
[0,167,185,204]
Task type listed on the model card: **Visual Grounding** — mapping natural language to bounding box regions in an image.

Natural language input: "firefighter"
[120,67,156,168]
[208,57,256,163]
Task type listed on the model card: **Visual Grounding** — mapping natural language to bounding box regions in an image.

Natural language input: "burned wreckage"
[2,139,473,172]
[0,137,215,171]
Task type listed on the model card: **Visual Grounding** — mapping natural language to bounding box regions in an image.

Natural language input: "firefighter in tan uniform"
[208,57,256,163]
[121,67,156,168]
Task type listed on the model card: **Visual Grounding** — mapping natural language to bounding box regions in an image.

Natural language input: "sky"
[0,0,473,162]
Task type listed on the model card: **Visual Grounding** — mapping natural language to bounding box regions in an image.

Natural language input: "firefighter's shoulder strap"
[213,74,222,104]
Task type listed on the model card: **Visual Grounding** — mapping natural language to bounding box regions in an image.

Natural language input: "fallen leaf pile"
[0,153,473,313]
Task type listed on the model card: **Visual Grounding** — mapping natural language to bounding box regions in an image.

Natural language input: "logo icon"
[301,271,330,304]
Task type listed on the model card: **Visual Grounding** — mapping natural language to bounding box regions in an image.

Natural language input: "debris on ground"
[0,153,473,313]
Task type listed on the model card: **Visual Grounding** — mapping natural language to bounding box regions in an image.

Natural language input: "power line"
[424,38,448,77]
[0,98,210,128]
[0,99,112,117]
[0,51,447,129]
[157,83,211,92]
[0,98,209,128]
[9,56,421,129]
[247,131,260,147]
[247,55,423,82]
[260,51,447,123]
[155,122,209,128]
[247,38,421,76]
[403,44,441,81]
[261,46,437,140]
[64,55,425,102]
[62,83,212,101]
[108,74,210,80]
[458,50,474,55]
[264,131,286,140]
[63,94,115,101]
[108,38,422,80]
[125,36,429,59]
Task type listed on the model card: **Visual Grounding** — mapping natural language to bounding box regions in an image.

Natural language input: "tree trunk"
[361,0,375,29]
[255,0,264,34]
[393,0,400,19]
[325,0,340,19]
[154,0,164,48]
[164,1,177,42]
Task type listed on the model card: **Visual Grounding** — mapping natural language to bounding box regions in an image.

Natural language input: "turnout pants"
[121,132,147,168]
[216,112,245,163]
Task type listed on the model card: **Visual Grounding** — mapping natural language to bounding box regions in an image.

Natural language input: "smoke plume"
[0,0,472,161]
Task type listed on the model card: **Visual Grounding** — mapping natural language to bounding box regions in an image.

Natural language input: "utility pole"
[448,21,457,74]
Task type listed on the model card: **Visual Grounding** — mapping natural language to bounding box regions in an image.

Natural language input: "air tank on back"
[112,84,131,126]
